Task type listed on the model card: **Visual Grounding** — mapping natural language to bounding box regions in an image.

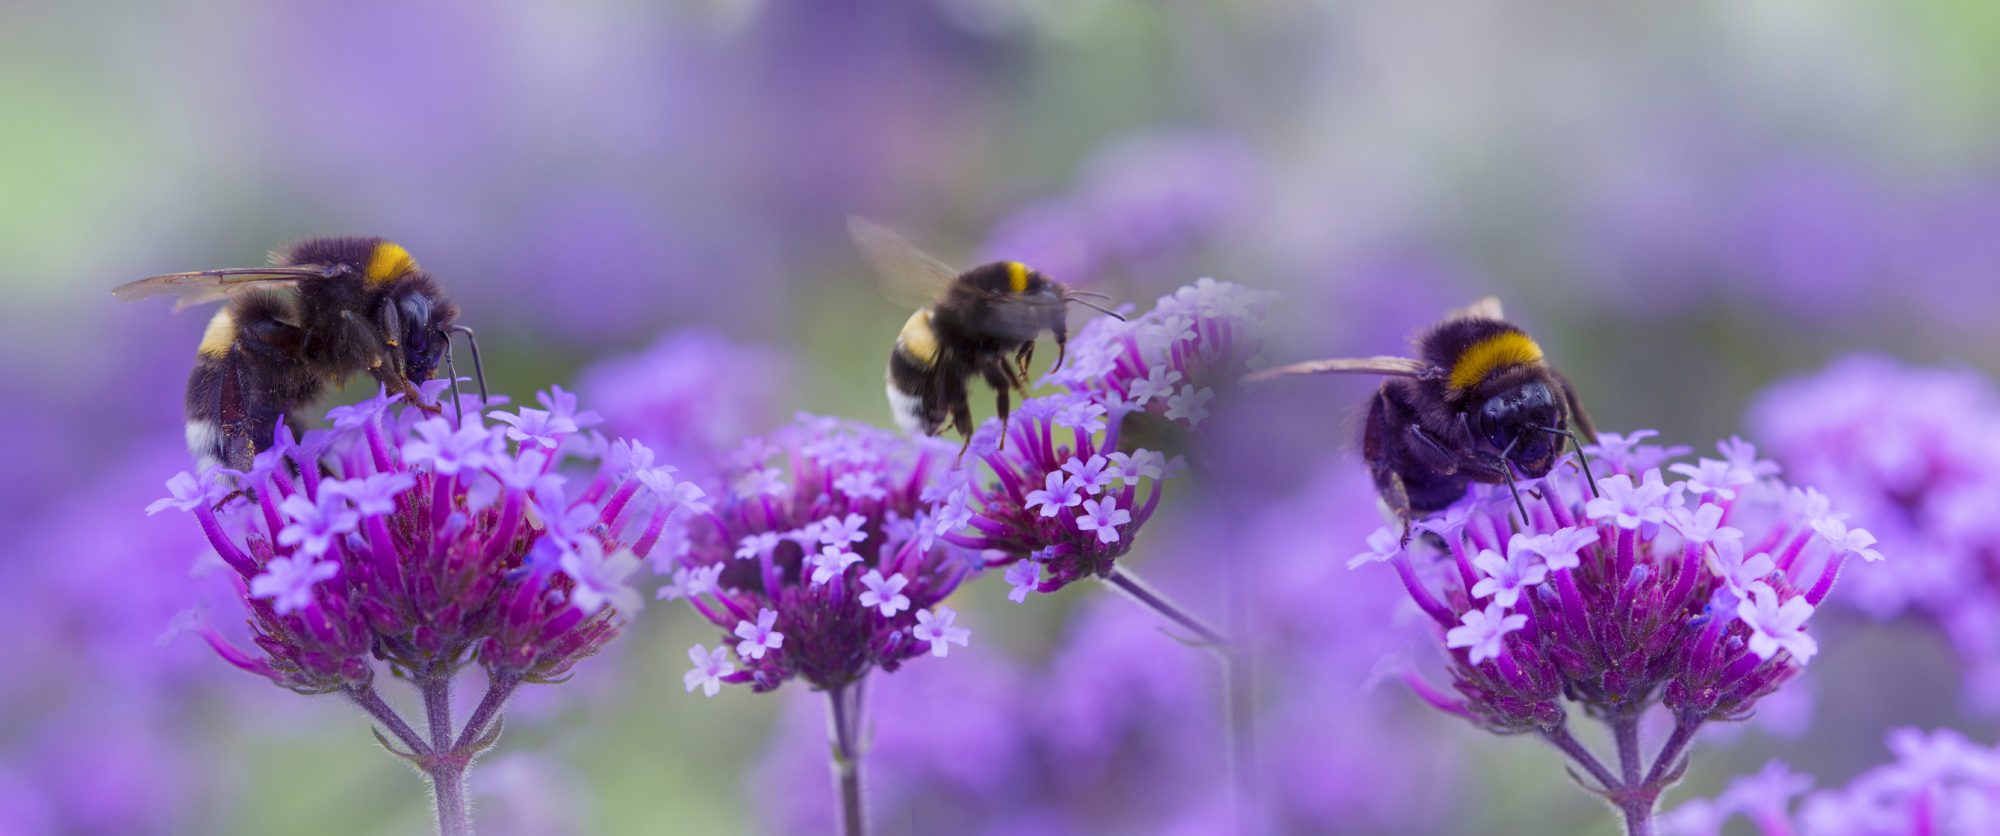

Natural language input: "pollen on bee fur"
[366,241,417,285]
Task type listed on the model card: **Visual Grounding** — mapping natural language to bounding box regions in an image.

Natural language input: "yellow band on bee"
[366,241,417,285]
[1006,261,1029,293]
[197,308,235,358]
[1449,331,1543,391]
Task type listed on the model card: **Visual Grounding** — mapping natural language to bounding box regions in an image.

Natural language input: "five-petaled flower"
[1737,583,1818,663]
[1445,602,1527,665]
[684,644,735,697]
[914,607,971,657]
[733,609,785,661]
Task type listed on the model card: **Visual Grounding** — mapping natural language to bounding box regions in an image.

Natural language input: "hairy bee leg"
[1362,388,1417,542]
[1551,369,1598,443]
[1403,424,1462,476]
[982,360,1016,452]
[342,310,439,414]
[1015,342,1035,383]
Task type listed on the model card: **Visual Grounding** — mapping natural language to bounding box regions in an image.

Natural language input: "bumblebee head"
[1476,376,1562,477]
[382,274,458,384]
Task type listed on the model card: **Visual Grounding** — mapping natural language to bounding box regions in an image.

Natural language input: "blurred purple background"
[5,1,2000,833]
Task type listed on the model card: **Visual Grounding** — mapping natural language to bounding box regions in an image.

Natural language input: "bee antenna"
[1534,424,1600,498]
[449,325,489,411]
[1067,289,1113,300]
[1065,296,1127,321]
[1497,436,1531,524]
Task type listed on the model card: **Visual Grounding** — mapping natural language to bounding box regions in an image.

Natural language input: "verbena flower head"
[1662,728,2000,835]
[156,386,680,694]
[665,414,979,694]
[1040,277,1278,435]
[1359,432,1879,734]
[1750,355,2000,709]
[941,393,1175,595]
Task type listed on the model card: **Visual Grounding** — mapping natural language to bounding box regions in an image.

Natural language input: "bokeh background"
[4,1,2000,833]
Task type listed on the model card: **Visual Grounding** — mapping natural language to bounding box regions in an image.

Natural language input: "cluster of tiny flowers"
[1041,277,1277,433]
[152,383,691,692]
[1751,355,2000,708]
[1354,431,1881,734]
[664,415,981,696]
[939,393,1177,597]
[1662,728,2000,835]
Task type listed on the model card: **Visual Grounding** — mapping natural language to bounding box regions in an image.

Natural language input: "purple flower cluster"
[1750,355,2000,709]
[156,385,675,694]
[940,394,1173,594]
[752,463,1468,833]
[1662,728,2000,835]
[664,415,981,695]
[1042,277,1277,434]
[1356,431,1880,825]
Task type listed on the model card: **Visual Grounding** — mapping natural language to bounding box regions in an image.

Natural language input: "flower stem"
[1539,723,1619,792]
[418,668,471,836]
[453,672,522,753]
[825,681,868,836]
[1104,567,1227,646]
[1103,568,1254,824]
[345,683,430,757]
[1609,707,1658,836]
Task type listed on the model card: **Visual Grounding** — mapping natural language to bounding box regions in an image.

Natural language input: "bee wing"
[112,266,338,312]
[848,216,960,310]
[1449,296,1505,321]
[1243,356,1436,384]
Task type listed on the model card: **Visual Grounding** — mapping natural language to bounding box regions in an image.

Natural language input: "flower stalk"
[824,681,869,836]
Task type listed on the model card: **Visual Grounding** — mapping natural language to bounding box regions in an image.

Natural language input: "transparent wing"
[1243,355,1435,384]
[1448,296,1505,321]
[848,216,960,310]
[112,266,338,312]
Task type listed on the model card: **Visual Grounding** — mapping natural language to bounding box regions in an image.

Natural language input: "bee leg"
[1015,341,1035,382]
[1403,425,1462,476]
[1550,369,1599,443]
[1362,388,1417,543]
[982,360,1015,451]
[343,310,439,414]
[949,388,977,461]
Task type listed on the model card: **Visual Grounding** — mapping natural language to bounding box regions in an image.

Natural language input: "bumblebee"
[1248,298,1599,531]
[114,236,480,473]
[849,218,1122,450]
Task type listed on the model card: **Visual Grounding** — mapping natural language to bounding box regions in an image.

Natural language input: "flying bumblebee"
[849,218,1123,451]
[1247,298,1599,531]
[114,236,483,473]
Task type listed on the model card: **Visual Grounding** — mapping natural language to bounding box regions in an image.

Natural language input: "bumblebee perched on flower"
[848,218,1122,450]
[114,236,482,473]
[1249,298,1598,531]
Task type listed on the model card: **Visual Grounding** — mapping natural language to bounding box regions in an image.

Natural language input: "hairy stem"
[1539,723,1620,793]
[825,682,868,836]
[418,668,470,836]
[345,683,430,757]
[1610,708,1658,836]
[1644,714,1703,787]
[453,672,522,753]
